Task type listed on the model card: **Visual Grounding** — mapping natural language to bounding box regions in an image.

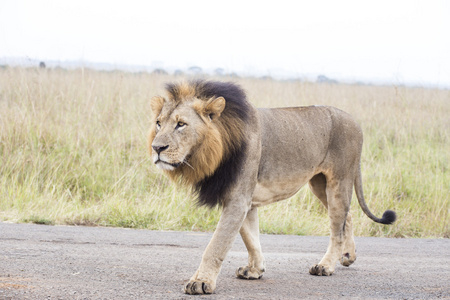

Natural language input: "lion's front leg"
[184,203,248,295]
[236,207,265,280]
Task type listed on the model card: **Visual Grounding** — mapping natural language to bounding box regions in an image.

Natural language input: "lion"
[149,80,396,295]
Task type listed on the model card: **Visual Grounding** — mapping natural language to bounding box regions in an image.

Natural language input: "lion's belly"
[251,177,311,207]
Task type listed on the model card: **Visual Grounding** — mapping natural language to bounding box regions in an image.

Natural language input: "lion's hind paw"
[340,252,356,267]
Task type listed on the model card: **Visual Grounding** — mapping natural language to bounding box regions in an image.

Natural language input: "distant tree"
[174,69,184,76]
[259,75,273,81]
[188,66,202,74]
[152,68,168,75]
[214,68,225,76]
[317,75,338,84]
[39,61,46,68]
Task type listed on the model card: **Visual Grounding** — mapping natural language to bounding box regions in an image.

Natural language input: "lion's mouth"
[154,159,181,170]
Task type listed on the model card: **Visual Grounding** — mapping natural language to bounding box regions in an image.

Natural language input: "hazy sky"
[1,0,449,86]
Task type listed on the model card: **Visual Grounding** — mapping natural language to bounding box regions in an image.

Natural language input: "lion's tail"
[354,165,397,225]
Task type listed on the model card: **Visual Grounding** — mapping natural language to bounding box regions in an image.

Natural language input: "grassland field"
[0,67,448,238]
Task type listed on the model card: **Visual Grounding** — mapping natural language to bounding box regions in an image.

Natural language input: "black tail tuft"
[379,210,397,225]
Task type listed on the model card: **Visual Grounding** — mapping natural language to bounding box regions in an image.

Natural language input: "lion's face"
[150,101,204,171]
[149,94,226,183]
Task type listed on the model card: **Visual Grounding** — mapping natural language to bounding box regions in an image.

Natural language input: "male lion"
[149,80,396,295]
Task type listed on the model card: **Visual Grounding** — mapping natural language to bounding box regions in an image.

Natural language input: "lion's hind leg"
[309,174,356,273]
[339,212,356,267]
[236,207,266,280]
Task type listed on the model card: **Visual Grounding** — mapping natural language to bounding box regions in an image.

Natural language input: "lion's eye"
[176,121,186,129]
[156,121,161,129]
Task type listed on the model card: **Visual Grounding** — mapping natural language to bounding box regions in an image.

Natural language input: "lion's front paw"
[309,264,334,276]
[340,252,356,267]
[184,280,215,295]
[236,266,265,280]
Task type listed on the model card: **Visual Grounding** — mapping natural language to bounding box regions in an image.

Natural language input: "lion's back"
[256,105,363,183]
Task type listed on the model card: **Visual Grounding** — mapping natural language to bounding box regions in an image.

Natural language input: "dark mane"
[194,140,248,208]
[166,80,252,208]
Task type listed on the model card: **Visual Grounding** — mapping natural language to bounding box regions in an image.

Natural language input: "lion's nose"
[152,144,169,155]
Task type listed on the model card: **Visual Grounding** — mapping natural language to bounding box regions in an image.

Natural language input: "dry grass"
[0,67,448,238]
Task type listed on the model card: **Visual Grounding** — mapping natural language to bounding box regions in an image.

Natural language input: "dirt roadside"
[1,222,448,299]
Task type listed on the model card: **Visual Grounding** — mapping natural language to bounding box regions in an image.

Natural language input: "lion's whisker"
[183,160,195,170]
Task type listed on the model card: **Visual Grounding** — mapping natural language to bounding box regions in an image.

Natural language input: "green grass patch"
[23,215,55,226]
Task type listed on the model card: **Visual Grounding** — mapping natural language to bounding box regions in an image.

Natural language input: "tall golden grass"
[0,67,448,237]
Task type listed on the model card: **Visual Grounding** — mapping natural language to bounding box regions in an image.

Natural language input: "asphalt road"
[0,222,449,299]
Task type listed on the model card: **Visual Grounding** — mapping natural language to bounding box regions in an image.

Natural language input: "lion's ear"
[150,96,165,116]
[204,96,226,121]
